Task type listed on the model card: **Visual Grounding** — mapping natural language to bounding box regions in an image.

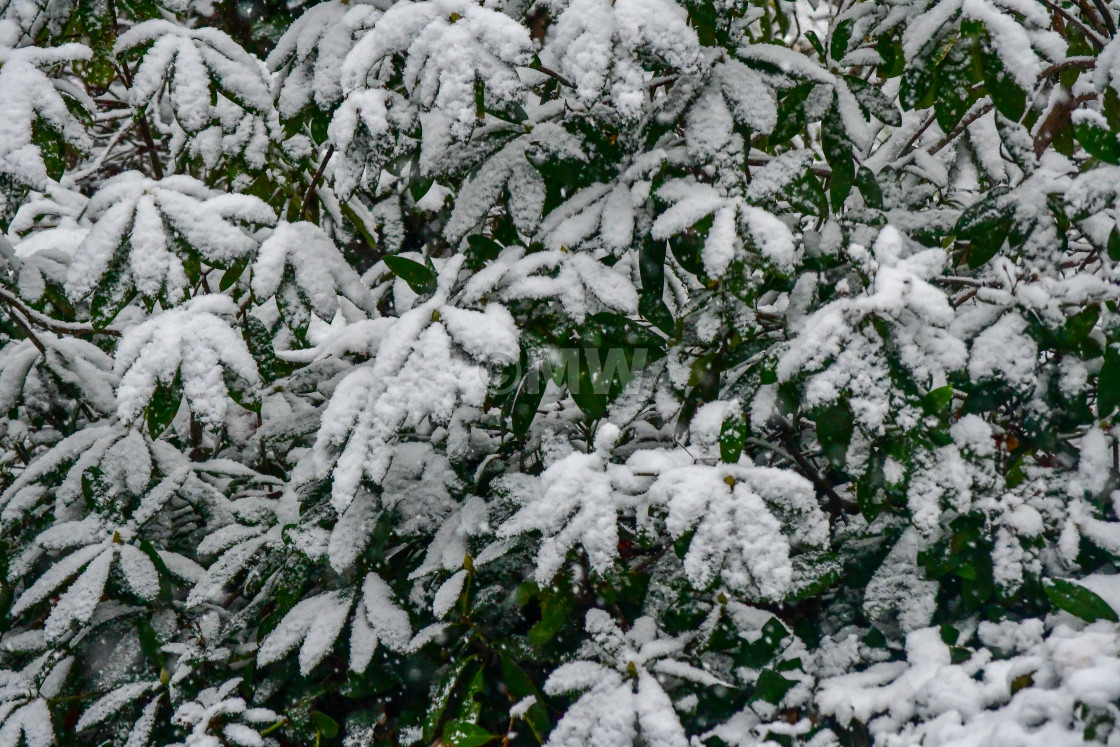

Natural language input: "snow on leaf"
[0,697,53,747]
[253,221,378,321]
[268,1,382,118]
[444,135,546,243]
[116,20,275,168]
[76,681,160,732]
[459,246,638,322]
[9,542,105,617]
[314,259,506,510]
[66,172,274,305]
[123,697,162,747]
[498,429,634,584]
[967,311,1038,390]
[431,568,467,618]
[537,181,637,254]
[117,544,161,601]
[168,679,277,747]
[114,295,262,429]
[647,463,823,599]
[542,611,694,747]
[186,533,271,609]
[350,572,411,672]
[544,0,702,119]
[0,33,91,191]
[777,226,965,431]
[256,590,353,676]
[327,87,413,198]
[438,304,520,366]
[652,180,795,277]
[43,547,113,640]
[341,0,532,138]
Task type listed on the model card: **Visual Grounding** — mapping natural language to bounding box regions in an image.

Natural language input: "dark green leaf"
[310,711,340,739]
[875,33,904,78]
[831,19,853,62]
[770,83,814,145]
[822,101,854,210]
[1045,578,1120,622]
[812,401,853,469]
[410,176,435,203]
[137,619,165,670]
[1109,227,1120,262]
[423,658,476,743]
[921,386,954,415]
[225,368,261,414]
[934,39,980,133]
[804,30,826,60]
[146,376,182,437]
[528,584,575,646]
[465,235,503,269]
[719,414,747,464]
[753,669,795,704]
[855,165,883,210]
[845,76,902,127]
[1100,342,1120,419]
[736,618,788,668]
[1058,304,1100,352]
[384,254,437,295]
[510,364,547,437]
[219,258,248,292]
[498,654,550,742]
[442,721,496,747]
[979,43,1026,121]
[1074,116,1120,164]
[954,188,1013,268]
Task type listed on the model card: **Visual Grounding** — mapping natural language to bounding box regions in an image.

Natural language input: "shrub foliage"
[0,0,1119,744]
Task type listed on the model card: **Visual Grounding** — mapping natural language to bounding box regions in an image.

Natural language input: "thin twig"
[530,62,575,89]
[1039,56,1098,79]
[762,417,859,516]
[300,145,335,220]
[929,102,993,155]
[115,62,165,180]
[4,307,45,355]
[1038,0,1107,49]
[1090,0,1117,36]
[900,113,938,157]
[0,288,118,337]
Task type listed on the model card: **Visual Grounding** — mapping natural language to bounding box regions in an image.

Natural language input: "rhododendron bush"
[1,0,1120,743]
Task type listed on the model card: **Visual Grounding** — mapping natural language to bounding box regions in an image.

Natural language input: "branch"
[747,156,832,178]
[300,145,335,221]
[1039,0,1107,49]
[1091,0,1117,36]
[929,102,993,155]
[529,61,575,89]
[114,62,165,180]
[4,306,45,355]
[759,416,859,516]
[0,287,119,337]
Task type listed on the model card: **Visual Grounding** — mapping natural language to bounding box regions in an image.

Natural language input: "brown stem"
[0,288,118,337]
[115,62,165,180]
[4,307,45,355]
[930,103,993,155]
[300,145,335,221]
[901,113,939,156]
[766,416,859,516]
[1039,0,1106,49]
[1039,57,1098,79]
[1091,0,1117,36]
[530,61,575,89]
[630,542,671,573]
